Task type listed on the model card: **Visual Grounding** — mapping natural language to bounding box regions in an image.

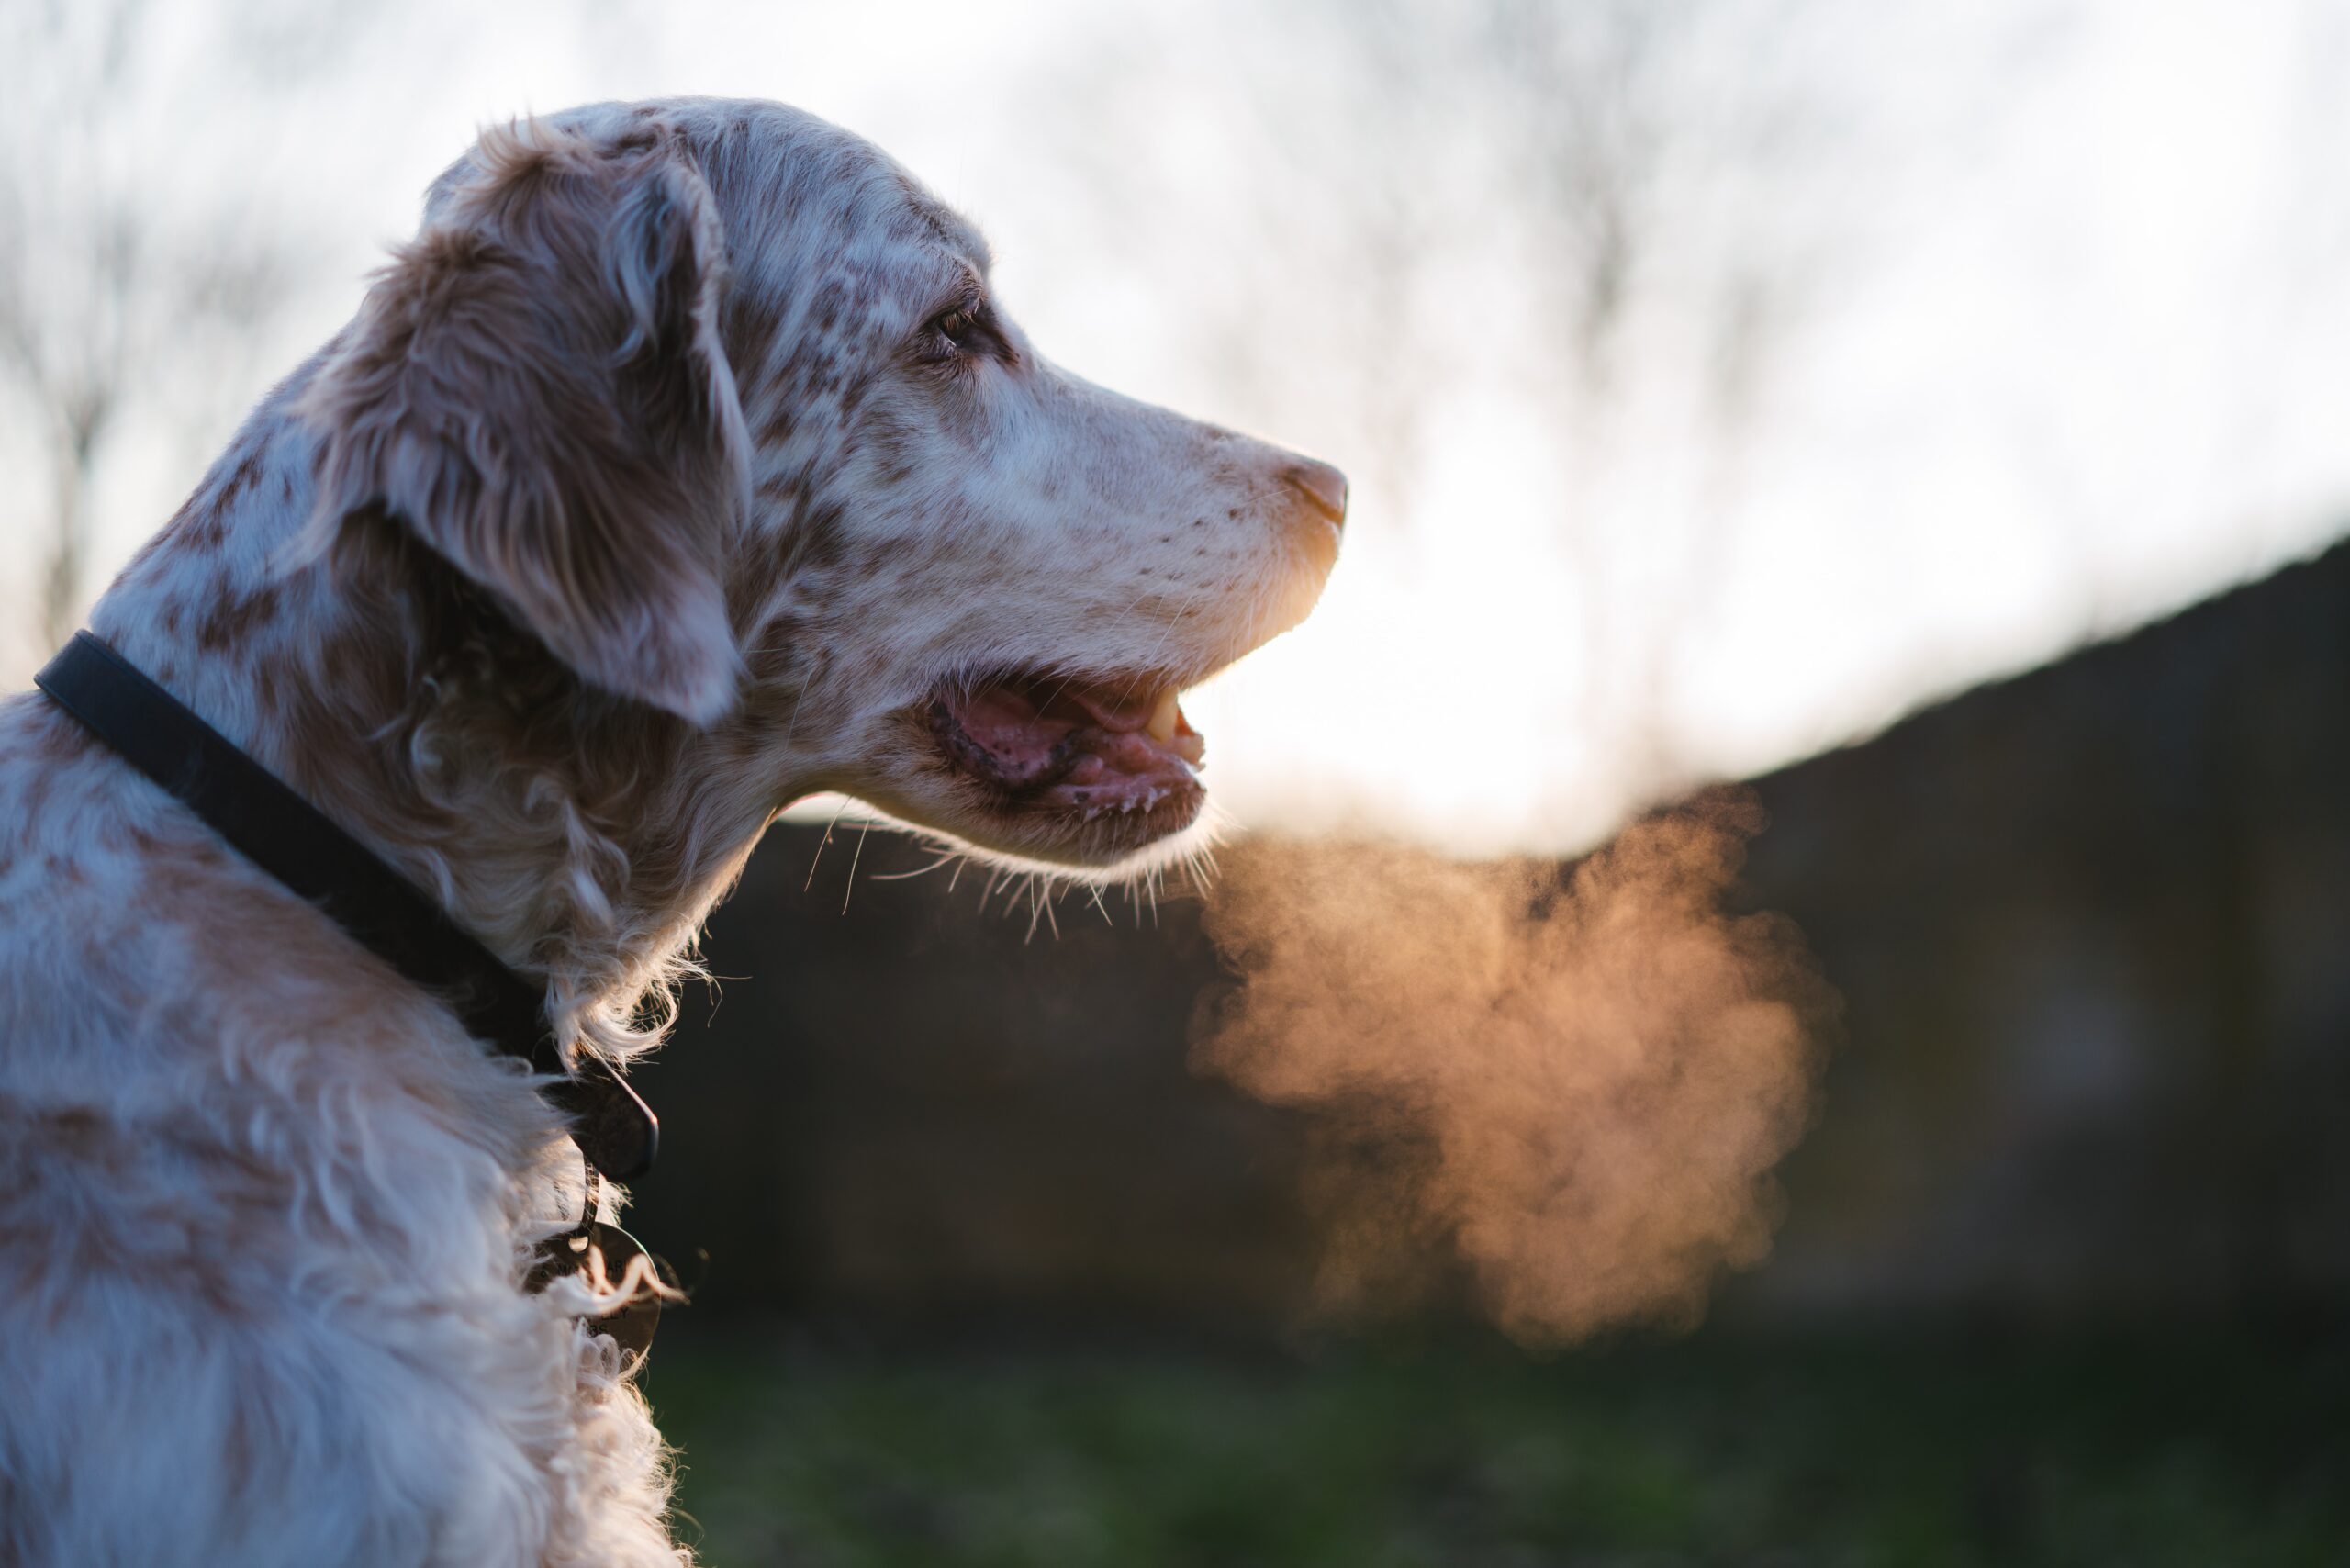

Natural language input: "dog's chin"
[890,786,1216,883]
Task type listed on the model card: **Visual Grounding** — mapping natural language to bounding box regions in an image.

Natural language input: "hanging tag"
[525,1165,677,1358]
[528,1221,677,1360]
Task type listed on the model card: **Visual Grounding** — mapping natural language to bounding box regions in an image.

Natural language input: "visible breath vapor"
[1195,791,1838,1343]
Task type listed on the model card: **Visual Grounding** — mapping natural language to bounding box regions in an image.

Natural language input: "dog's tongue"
[948,677,1203,801]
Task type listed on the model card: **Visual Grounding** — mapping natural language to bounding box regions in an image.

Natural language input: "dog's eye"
[920,299,1007,366]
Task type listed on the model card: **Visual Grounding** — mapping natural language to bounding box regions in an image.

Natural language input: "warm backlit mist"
[1197,795,1838,1343]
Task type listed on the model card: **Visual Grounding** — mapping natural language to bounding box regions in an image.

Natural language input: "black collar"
[34,631,658,1180]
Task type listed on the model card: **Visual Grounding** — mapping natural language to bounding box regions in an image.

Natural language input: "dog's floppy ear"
[300,118,748,723]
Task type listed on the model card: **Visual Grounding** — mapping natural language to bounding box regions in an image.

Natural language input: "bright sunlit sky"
[6,0,2347,856]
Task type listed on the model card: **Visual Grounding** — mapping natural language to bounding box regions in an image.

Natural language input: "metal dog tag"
[528,1222,674,1359]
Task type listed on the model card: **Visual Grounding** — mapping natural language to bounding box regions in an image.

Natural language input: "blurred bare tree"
[1477,0,1853,784]
[0,0,352,651]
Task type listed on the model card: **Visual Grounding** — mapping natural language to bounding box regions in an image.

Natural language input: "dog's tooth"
[1145,687,1181,744]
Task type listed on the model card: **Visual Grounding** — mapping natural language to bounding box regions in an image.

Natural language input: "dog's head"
[301,99,1342,876]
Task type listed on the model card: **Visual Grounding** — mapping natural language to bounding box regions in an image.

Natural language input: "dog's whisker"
[870,848,960,883]
[839,817,872,915]
[802,798,849,893]
[1020,872,1065,944]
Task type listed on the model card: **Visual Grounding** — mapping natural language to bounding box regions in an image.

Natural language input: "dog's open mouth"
[926,672,1206,827]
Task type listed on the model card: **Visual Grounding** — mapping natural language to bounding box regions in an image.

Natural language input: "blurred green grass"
[647,1327,2349,1568]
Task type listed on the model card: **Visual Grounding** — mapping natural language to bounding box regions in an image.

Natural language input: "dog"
[0,98,1343,1566]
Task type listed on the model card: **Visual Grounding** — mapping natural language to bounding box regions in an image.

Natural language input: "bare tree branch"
[0,0,327,647]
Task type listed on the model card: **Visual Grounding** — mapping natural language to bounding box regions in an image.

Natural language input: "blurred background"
[7,1,2349,1562]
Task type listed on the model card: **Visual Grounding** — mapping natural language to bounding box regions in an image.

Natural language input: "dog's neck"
[86,375,798,1059]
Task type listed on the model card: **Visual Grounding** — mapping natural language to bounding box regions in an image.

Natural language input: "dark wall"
[627,835,1305,1325]
[1743,538,2350,1323]
[632,538,2350,1328]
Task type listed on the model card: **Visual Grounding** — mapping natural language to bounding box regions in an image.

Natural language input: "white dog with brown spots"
[0,98,1342,1567]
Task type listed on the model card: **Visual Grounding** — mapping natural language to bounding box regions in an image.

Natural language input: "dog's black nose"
[1281,460,1349,528]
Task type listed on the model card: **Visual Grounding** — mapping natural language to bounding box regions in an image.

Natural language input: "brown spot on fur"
[190,510,228,550]
[30,706,94,766]
[196,583,283,654]
[735,498,846,615]
[722,286,786,377]
[220,448,266,509]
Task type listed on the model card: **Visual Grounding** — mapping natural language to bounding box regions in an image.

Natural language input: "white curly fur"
[0,98,1341,1565]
